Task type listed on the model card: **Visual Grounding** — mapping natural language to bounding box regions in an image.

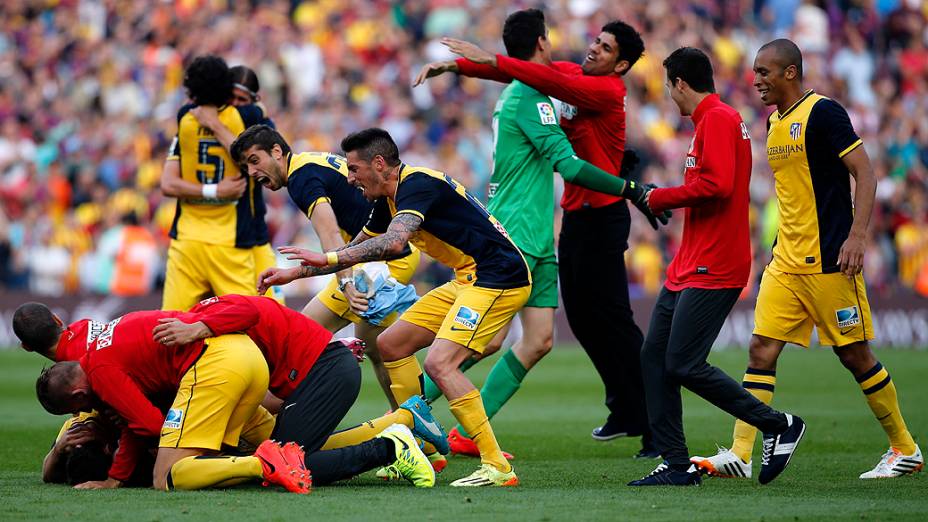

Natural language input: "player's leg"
[252,243,285,303]
[356,321,398,409]
[206,244,261,299]
[161,239,211,311]
[422,324,504,403]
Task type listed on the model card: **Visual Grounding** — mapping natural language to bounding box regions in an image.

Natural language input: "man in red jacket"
[627,48,804,487]
[416,19,658,456]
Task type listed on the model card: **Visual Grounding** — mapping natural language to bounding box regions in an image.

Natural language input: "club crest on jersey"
[835,306,860,329]
[453,306,480,330]
[163,408,184,430]
[790,122,802,141]
[537,102,557,125]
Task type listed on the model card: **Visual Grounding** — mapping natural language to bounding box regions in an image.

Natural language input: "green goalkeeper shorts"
[524,253,559,308]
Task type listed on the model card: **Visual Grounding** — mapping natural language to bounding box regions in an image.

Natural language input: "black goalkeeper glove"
[622,180,671,230]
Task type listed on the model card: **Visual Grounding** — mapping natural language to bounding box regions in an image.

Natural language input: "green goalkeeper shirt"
[487,80,583,259]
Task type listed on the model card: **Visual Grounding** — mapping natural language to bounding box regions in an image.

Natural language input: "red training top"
[647,94,752,291]
[456,56,627,211]
[185,295,333,399]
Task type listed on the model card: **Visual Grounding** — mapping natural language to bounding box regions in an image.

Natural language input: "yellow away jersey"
[766,91,863,274]
[167,104,269,248]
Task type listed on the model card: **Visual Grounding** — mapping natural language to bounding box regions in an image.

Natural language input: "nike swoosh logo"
[449,326,473,332]
[284,403,297,410]
[330,293,345,302]
[412,410,442,437]
[395,435,410,451]
[840,327,856,335]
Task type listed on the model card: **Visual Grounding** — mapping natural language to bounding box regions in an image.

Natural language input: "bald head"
[758,39,803,80]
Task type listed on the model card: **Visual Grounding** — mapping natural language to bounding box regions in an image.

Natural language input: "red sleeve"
[88,365,164,437]
[108,427,145,482]
[648,111,736,212]
[495,56,620,111]
[185,295,261,335]
[454,58,511,83]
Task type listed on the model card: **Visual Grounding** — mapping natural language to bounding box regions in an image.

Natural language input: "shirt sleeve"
[88,365,165,438]
[514,90,583,180]
[393,173,440,222]
[454,58,512,83]
[166,135,180,161]
[496,56,620,111]
[184,295,261,335]
[808,98,862,159]
[362,197,392,236]
[648,110,737,212]
[286,165,332,219]
[108,426,146,482]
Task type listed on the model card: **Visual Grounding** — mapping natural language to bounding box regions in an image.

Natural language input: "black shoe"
[634,447,662,459]
[759,413,805,485]
[591,422,641,441]
[628,462,701,486]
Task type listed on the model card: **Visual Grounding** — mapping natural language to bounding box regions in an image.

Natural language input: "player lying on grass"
[228,124,422,411]
[15,300,443,491]
[258,128,527,487]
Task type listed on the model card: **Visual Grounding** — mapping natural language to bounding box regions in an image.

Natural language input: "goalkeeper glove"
[622,180,671,230]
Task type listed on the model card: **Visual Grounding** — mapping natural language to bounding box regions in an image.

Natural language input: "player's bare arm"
[837,146,877,277]
[309,202,358,292]
[152,318,213,347]
[160,158,246,200]
[190,105,237,152]
[413,60,460,87]
[441,38,497,66]
[255,229,377,294]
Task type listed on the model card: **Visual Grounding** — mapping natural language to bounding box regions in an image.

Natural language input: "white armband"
[201,184,218,199]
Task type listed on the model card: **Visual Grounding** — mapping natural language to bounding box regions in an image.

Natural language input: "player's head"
[753,39,803,107]
[230,124,291,190]
[340,128,401,201]
[503,9,551,63]
[36,362,93,416]
[13,302,64,359]
[663,47,716,116]
[66,442,111,486]
[582,20,644,76]
[183,55,233,107]
[230,65,260,106]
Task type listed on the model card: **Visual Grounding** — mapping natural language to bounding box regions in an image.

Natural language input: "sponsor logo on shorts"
[163,408,184,430]
[453,306,480,330]
[836,306,861,329]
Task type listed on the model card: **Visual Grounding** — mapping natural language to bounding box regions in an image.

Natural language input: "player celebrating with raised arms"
[260,128,530,487]
[629,48,805,487]
[692,39,922,480]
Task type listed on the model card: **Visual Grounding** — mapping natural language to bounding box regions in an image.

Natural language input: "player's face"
[346,151,382,200]
[752,48,786,107]
[581,32,621,76]
[666,78,688,115]
[241,145,285,190]
[231,87,255,107]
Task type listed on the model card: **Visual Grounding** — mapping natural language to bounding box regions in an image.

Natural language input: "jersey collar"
[776,89,815,120]
[691,93,722,126]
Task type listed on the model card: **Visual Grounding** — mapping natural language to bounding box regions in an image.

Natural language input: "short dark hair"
[230,65,260,98]
[602,20,645,72]
[663,47,716,93]
[340,128,401,167]
[66,443,110,485]
[13,302,61,354]
[503,9,546,60]
[183,55,233,107]
[230,124,291,164]
[36,362,81,415]
[759,38,803,79]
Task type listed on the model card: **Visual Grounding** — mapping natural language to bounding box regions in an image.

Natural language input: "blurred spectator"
[0,0,926,299]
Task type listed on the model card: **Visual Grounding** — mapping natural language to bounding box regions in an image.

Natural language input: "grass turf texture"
[0,347,925,521]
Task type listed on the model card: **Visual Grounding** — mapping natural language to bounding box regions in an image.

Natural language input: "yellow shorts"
[400,280,531,353]
[159,334,269,450]
[162,239,258,311]
[753,265,875,348]
[316,247,420,327]
[252,243,285,304]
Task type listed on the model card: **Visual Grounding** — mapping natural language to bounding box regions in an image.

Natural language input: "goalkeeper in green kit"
[415,8,668,459]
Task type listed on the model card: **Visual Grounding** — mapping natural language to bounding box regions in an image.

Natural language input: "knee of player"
[526,335,553,359]
[375,330,401,361]
[665,358,698,381]
[834,341,875,373]
[747,337,779,371]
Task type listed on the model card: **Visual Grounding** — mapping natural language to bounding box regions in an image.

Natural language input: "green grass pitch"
[0,346,925,521]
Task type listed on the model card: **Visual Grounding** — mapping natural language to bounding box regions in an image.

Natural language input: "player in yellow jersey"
[160,56,279,311]
[259,128,530,487]
[230,124,422,409]
[692,39,922,480]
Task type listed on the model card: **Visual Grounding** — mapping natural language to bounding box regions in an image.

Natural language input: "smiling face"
[752,47,794,107]
[581,32,624,76]
[240,144,286,190]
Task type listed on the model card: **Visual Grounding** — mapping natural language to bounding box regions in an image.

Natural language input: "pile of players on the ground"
[16,9,923,493]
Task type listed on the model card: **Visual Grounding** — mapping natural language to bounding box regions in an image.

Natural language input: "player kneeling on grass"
[629,48,804,487]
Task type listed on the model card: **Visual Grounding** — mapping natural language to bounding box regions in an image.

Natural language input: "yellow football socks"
[858,362,917,454]
[320,410,414,450]
[731,368,776,462]
[449,389,510,473]
[383,355,423,405]
[167,455,262,490]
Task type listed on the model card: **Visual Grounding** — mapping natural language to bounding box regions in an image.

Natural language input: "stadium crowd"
[1,0,927,299]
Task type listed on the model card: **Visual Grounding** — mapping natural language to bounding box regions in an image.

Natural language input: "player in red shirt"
[416,20,658,453]
[17,302,310,493]
[628,48,804,487]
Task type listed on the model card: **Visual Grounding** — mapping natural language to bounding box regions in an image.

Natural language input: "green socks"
[422,356,478,402]
[457,350,527,438]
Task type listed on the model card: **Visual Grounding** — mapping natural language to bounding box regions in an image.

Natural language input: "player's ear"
[784,64,797,81]
[614,59,630,76]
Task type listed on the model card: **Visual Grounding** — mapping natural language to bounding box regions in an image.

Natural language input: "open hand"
[278,246,328,267]
[152,318,210,347]
[257,266,301,294]
[413,61,457,87]
[440,38,496,66]
[74,478,122,490]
